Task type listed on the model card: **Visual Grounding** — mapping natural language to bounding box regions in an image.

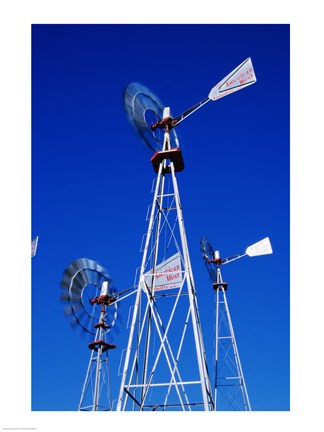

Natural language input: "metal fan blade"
[61,268,78,287]
[66,284,83,296]
[95,262,111,279]
[68,259,83,275]
[61,292,83,303]
[77,257,94,270]
[61,261,85,290]
[85,269,98,286]
[85,258,100,270]
[200,236,215,261]
[72,271,87,289]
[63,276,84,293]
[73,312,95,335]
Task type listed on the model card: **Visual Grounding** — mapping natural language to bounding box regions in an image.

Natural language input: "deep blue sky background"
[31,24,289,412]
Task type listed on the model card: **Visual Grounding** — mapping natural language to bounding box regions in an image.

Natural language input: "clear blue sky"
[32,25,290,411]
[31,24,290,412]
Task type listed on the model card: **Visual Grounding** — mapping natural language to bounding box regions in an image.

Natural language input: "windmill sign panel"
[144,253,182,291]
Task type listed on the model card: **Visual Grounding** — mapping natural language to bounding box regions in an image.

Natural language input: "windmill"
[117,58,257,411]
[200,236,273,410]
[61,258,120,411]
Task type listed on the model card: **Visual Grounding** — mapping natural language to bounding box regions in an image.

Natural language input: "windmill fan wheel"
[60,258,118,336]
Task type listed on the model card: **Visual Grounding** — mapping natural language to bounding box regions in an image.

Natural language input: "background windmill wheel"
[60,258,118,336]
[200,236,217,283]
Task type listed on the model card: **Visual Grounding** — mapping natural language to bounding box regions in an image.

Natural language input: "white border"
[1,1,322,431]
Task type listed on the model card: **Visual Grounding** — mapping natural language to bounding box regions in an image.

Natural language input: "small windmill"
[200,236,273,410]
[61,258,119,411]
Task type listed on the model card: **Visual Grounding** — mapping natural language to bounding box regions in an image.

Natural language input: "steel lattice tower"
[116,123,214,411]
[213,264,251,411]
[200,236,272,410]
[61,260,118,411]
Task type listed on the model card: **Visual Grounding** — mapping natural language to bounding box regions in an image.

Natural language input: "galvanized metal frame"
[214,265,251,411]
[116,125,213,411]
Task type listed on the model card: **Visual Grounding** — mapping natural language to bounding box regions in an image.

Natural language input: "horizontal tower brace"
[125,380,202,388]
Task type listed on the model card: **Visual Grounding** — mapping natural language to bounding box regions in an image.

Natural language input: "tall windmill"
[200,236,273,410]
[117,58,257,411]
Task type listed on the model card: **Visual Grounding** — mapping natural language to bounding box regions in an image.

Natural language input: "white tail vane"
[246,237,272,257]
[208,58,256,101]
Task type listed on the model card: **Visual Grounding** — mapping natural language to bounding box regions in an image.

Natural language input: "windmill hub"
[89,294,116,306]
[208,257,224,265]
[150,116,177,131]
